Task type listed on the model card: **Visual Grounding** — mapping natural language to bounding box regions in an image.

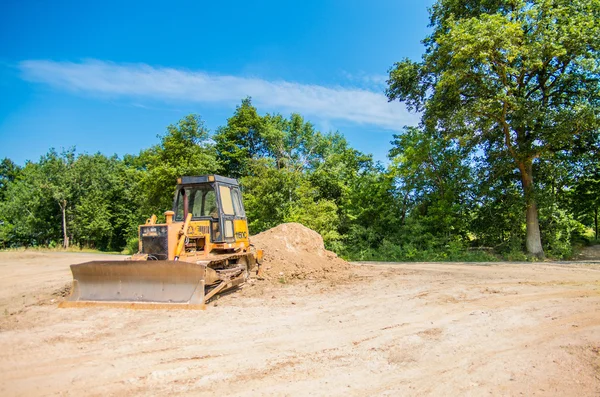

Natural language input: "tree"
[0,162,58,247]
[387,0,600,257]
[469,146,531,254]
[285,180,340,244]
[264,113,328,172]
[70,153,128,250]
[214,98,270,178]
[0,158,21,201]
[571,160,600,241]
[388,127,474,244]
[39,149,76,248]
[240,158,301,233]
[136,114,220,214]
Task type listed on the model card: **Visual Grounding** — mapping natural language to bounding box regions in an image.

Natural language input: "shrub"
[124,237,139,255]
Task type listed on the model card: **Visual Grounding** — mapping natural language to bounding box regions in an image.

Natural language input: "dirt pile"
[250,223,351,282]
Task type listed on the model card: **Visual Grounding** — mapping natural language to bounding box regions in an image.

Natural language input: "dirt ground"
[1,251,599,396]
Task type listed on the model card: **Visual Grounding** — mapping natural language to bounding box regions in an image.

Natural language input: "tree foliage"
[1,87,597,259]
[136,114,220,215]
[387,0,600,257]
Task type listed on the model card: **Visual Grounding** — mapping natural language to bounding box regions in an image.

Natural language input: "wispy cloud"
[340,70,388,89]
[19,59,417,131]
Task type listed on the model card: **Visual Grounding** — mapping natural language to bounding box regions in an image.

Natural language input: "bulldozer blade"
[60,260,207,309]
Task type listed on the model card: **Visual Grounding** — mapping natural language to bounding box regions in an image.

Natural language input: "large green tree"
[136,114,220,214]
[214,98,270,179]
[387,0,600,257]
[39,149,77,248]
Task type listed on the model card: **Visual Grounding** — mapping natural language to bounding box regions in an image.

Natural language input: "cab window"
[175,185,217,221]
[175,189,185,220]
[219,185,235,215]
[231,188,243,216]
[203,190,217,217]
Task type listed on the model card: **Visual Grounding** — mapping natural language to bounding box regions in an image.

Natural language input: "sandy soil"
[1,251,599,396]
[251,222,351,282]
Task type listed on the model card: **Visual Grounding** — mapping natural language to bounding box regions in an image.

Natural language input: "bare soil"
[1,250,599,396]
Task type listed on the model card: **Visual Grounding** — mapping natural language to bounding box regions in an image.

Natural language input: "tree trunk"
[595,207,598,241]
[525,197,543,256]
[518,160,544,257]
[61,200,69,249]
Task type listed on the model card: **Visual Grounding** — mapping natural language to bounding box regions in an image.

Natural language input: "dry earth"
[1,251,599,396]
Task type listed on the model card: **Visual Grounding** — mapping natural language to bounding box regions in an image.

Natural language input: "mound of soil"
[250,223,351,282]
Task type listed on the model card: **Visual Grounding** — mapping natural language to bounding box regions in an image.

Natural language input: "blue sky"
[0,0,433,164]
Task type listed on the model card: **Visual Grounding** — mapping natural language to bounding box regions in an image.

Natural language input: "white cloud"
[340,70,388,88]
[19,59,418,131]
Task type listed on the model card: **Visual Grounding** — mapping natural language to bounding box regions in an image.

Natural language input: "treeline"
[2,1,599,260]
[0,98,597,260]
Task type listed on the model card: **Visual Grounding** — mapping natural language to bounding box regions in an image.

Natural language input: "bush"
[124,237,139,255]
[503,249,529,261]
[338,238,499,262]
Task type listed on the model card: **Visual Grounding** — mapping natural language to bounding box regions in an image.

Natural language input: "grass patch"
[340,242,501,263]
[0,246,122,255]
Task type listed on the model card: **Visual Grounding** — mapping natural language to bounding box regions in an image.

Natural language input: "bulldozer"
[60,175,263,309]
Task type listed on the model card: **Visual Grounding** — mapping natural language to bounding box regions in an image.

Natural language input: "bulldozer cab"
[173,175,247,244]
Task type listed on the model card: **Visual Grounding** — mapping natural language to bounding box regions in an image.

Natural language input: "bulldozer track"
[200,252,252,273]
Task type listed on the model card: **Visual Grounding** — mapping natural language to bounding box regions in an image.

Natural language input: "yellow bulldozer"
[60,175,263,309]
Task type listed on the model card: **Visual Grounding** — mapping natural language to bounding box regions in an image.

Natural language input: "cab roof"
[178,175,239,186]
